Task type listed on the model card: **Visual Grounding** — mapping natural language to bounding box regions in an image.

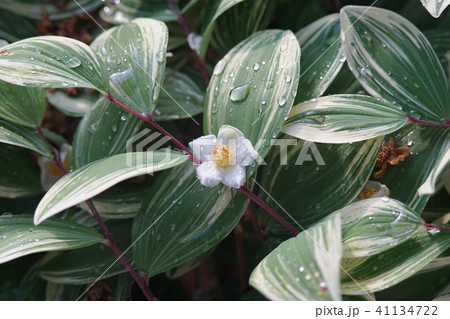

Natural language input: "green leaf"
[295,14,344,103]
[199,0,246,59]
[91,18,168,116]
[283,95,407,143]
[0,10,36,43]
[340,198,423,258]
[0,144,42,198]
[72,96,144,168]
[250,213,342,301]
[46,89,98,117]
[0,215,105,264]
[420,0,450,18]
[0,36,109,93]
[132,161,249,277]
[340,6,450,123]
[418,147,450,195]
[39,220,131,284]
[341,227,450,295]
[0,80,46,127]
[79,180,154,219]
[0,0,103,20]
[154,68,204,121]
[99,0,197,24]
[211,0,274,55]
[325,63,363,95]
[378,123,450,212]
[0,119,52,157]
[34,150,188,224]
[375,257,450,301]
[259,136,382,232]
[204,29,300,160]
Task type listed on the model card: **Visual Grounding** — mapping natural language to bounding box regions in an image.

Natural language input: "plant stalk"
[35,126,155,301]
[423,222,450,232]
[407,115,450,127]
[165,0,210,86]
[238,186,299,236]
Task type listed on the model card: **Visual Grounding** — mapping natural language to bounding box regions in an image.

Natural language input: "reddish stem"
[238,186,299,236]
[407,115,450,127]
[35,127,155,301]
[106,94,192,154]
[35,126,68,174]
[423,222,450,232]
[86,200,155,300]
[165,0,210,86]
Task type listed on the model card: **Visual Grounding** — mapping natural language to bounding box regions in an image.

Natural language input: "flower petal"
[222,165,246,189]
[218,125,244,144]
[196,161,223,187]
[189,135,217,162]
[38,157,59,191]
[236,137,259,166]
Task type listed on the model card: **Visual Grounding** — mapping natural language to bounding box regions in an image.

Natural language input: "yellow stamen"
[358,187,377,200]
[212,144,232,167]
[49,157,71,178]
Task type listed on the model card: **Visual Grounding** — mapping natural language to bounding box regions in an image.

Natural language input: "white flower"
[189,125,259,188]
[38,144,72,191]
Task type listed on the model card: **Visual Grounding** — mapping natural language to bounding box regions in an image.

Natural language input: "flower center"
[212,144,232,167]
[358,187,377,200]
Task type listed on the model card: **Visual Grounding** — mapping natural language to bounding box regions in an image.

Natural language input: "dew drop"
[277,96,286,107]
[156,51,165,63]
[62,56,82,68]
[230,84,251,102]
[213,59,226,75]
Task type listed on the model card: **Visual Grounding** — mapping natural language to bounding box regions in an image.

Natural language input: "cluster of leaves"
[0,0,449,301]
